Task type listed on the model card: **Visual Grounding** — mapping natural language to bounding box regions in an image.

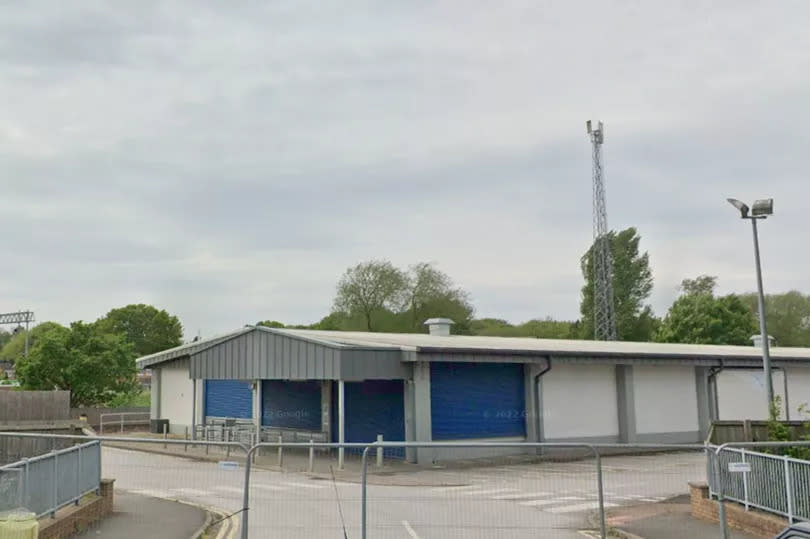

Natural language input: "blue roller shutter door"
[261,380,322,430]
[331,380,405,458]
[204,380,253,419]
[430,362,526,440]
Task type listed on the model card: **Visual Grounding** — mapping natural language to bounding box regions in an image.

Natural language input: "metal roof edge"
[413,346,810,363]
[254,326,407,352]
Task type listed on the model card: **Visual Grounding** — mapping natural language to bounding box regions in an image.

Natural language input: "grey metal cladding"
[339,349,409,380]
[189,329,409,381]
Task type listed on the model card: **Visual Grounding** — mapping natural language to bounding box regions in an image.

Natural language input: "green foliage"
[579,227,657,341]
[95,304,183,358]
[330,260,474,333]
[766,396,810,460]
[107,390,151,408]
[0,329,11,351]
[470,317,578,339]
[740,291,810,347]
[333,260,409,331]
[16,322,139,407]
[256,320,286,328]
[656,277,757,345]
[0,322,66,364]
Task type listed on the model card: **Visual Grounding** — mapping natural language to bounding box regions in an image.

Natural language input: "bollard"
[277,435,283,467]
[184,427,189,452]
[308,439,314,473]
[163,423,168,449]
[205,426,210,455]
[376,434,383,468]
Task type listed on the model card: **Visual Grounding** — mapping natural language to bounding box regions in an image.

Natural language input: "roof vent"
[424,318,454,337]
[751,334,776,348]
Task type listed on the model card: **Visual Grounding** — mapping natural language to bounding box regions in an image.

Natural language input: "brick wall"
[689,481,788,538]
[38,478,115,539]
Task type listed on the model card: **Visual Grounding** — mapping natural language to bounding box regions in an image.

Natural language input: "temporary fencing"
[1,432,809,538]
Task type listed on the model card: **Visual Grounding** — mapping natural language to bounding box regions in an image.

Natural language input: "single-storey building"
[136,319,810,463]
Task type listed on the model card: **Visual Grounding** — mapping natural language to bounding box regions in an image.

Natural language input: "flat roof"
[275,329,810,361]
[137,325,810,370]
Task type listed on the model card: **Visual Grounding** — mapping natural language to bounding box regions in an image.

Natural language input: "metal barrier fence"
[99,412,151,435]
[2,432,808,539]
[709,442,810,530]
[0,440,101,518]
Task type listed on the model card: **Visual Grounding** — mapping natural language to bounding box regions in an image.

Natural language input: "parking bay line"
[548,501,619,514]
[460,488,518,496]
[493,491,552,500]
[402,520,420,539]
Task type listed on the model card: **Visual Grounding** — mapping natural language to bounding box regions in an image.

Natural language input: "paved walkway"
[75,491,208,539]
[608,496,758,539]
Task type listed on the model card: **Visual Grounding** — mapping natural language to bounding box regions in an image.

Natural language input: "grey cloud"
[2,1,809,334]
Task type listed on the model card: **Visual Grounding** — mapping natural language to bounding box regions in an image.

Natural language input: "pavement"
[95,444,711,538]
[74,491,209,539]
[607,495,759,539]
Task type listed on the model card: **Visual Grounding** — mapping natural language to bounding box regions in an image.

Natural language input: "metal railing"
[709,444,810,524]
[0,440,101,518]
[99,412,151,435]
[13,432,799,539]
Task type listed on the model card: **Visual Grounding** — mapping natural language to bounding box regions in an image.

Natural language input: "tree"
[405,262,474,333]
[16,322,138,407]
[0,322,66,363]
[0,329,11,351]
[333,260,409,331]
[256,320,286,328]
[470,317,578,339]
[656,276,757,345]
[95,304,183,357]
[740,291,810,347]
[579,227,657,341]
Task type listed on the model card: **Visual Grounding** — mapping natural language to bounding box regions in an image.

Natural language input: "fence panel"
[709,445,810,523]
[0,441,100,518]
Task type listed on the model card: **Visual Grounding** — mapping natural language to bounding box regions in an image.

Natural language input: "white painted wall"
[634,365,698,433]
[786,367,810,419]
[542,364,619,439]
[717,369,786,420]
[159,361,194,434]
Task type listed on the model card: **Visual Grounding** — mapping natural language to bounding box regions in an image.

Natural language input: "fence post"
[595,450,606,539]
[741,449,749,510]
[226,429,232,458]
[784,456,794,524]
[376,435,383,468]
[308,439,314,473]
[23,458,29,509]
[121,414,124,434]
[277,435,283,467]
[51,451,58,518]
[184,427,189,453]
[75,445,82,506]
[163,423,168,449]
[361,446,370,539]
[205,426,210,455]
[713,449,730,539]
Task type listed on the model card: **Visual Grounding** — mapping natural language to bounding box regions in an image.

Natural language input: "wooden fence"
[0,390,71,423]
[709,420,810,444]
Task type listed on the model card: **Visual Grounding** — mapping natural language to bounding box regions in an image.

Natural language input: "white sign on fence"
[218,461,239,470]
[728,461,751,473]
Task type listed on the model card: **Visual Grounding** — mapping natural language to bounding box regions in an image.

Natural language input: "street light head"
[751,198,774,217]
[727,198,750,218]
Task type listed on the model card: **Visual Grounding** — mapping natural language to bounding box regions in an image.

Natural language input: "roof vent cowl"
[424,318,455,337]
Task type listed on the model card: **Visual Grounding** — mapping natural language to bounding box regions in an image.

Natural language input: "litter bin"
[150,418,169,434]
[0,510,39,539]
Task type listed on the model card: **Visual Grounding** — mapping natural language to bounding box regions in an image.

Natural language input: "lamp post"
[727,197,775,414]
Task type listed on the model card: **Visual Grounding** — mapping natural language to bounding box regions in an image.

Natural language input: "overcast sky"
[2,1,809,337]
